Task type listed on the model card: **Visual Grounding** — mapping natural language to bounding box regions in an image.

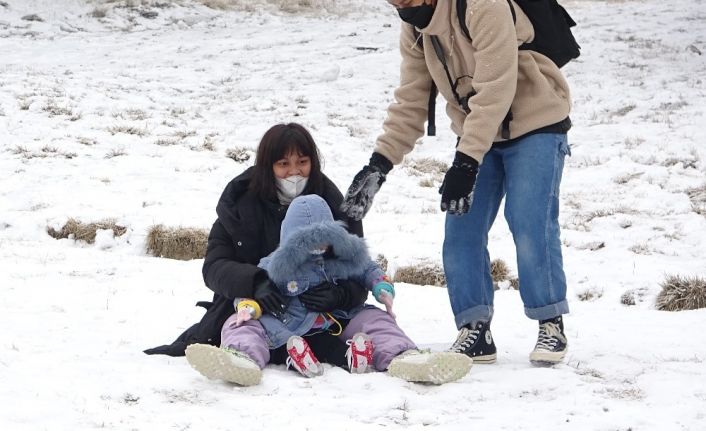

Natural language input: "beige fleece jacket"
[374,0,572,165]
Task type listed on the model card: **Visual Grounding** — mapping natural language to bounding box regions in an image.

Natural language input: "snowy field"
[1,0,705,429]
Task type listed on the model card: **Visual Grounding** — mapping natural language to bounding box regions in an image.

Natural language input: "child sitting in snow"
[186,194,472,385]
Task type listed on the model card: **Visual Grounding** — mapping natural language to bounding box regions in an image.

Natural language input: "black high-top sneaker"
[449,321,497,363]
[530,316,568,365]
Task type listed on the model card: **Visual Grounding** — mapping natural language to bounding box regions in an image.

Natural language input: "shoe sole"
[349,333,373,374]
[470,353,497,364]
[388,352,473,385]
[529,349,567,366]
[185,344,262,386]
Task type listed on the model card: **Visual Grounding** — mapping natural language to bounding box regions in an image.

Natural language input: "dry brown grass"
[621,290,637,306]
[509,277,520,290]
[197,0,364,14]
[47,218,127,243]
[491,259,515,290]
[146,224,208,261]
[394,262,446,286]
[656,274,706,311]
[621,287,649,306]
[491,259,511,282]
[201,134,217,152]
[577,287,604,302]
[107,125,148,137]
[404,157,448,176]
[394,258,513,287]
[154,138,180,146]
[375,254,388,273]
[225,146,253,163]
[105,147,127,158]
[688,184,706,216]
[113,108,149,121]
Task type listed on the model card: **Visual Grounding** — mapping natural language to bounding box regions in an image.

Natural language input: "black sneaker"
[529,316,568,365]
[449,321,497,363]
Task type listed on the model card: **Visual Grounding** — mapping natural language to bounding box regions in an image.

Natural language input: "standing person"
[145,123,368,375]
[187,194,472,385]
[342,0,572,365]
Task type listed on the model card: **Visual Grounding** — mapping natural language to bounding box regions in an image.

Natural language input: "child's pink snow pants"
[220,307,416,371]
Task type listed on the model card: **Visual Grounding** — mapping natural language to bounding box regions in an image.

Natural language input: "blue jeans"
[443,133,571,329]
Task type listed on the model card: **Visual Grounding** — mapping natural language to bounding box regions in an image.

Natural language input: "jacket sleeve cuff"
[370,152,394,174]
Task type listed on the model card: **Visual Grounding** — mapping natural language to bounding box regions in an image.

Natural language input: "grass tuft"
[621,287,649,306]
[146,224,208,261]
[404,157,448,176]
[394,262,446,286]
[225,146,253,163]
[577,287,604,302]
[490,259,511,283]
[509,277,520,290]
[394,258,513,287]
[687,184,706,216]
[656,274,706,311]
[47,218,127,244]
[107,125,148,137]
[375,254,388,273]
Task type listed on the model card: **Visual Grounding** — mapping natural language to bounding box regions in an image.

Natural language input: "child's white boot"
[387,350,472,385]
[186,343,262,386]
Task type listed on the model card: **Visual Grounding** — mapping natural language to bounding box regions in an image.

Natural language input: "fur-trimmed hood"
[258,195,373,295]
[256,195,384,348]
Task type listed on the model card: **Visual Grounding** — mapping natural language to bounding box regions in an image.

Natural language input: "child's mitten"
[372,280,395,319]
[233,299,262,326]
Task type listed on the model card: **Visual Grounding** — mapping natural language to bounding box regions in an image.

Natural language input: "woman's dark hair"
[249,123,324,202]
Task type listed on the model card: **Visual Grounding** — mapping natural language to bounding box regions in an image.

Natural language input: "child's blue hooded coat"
[257,195,384,348]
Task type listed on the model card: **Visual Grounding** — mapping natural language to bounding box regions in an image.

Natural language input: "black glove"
[299,279,369,312]
[341,152,393,221]
[439,151,479,215]
[252,276,286,318]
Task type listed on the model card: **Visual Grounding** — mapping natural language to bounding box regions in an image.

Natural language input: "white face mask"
[276,175,308,204]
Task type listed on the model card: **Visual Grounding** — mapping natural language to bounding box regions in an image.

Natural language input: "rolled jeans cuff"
[524,300,570,321]
[454,305,494,330]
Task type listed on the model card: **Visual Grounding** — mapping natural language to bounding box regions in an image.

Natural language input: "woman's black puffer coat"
[144,167,363,356]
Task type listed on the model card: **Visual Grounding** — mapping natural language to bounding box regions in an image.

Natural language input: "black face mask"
[397,4,435,29]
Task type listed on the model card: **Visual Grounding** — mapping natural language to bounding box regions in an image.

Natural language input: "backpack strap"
[456,0,471,40]
[501,110,513,139]
[427,82,437,136]
[456,0,517,41]
[457,0,517,139]
[507,0,517,24]
[422,0,520,137]
[430,35,470,114]
[412,25,438,136]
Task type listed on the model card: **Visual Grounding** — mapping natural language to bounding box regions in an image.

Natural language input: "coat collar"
[418,1,451,36]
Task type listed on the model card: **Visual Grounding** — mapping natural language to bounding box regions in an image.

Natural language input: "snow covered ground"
[1,0,705,429]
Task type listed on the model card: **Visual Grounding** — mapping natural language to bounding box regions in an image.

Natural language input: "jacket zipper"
[316,257,330,282]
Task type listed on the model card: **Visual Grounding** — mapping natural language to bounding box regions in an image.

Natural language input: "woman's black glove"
[439,151,479,215]
[252,276,286,318]
[341,152,393,221]
[299,279,369,312]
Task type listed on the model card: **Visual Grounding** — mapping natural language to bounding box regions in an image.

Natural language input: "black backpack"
[422,0,580,136]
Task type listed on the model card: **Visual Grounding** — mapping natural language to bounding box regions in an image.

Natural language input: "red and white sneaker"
[286,336,324,378]
[346,332,374,374]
